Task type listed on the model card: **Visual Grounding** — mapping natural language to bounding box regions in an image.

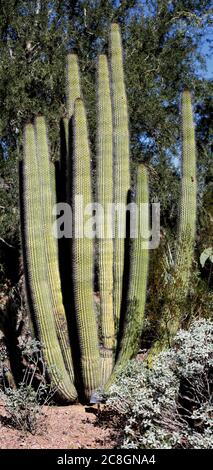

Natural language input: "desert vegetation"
[0,0,212,449]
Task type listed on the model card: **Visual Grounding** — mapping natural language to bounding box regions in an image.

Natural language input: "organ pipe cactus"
[34,116,76,384]
[22,122,77,402]
[119,165,149,361]
[96,54,115,383]
[66,54,81,118]
[19,23,197,402]
[109,24,130,333]
[106,165,149,387]
[72,98,100,398]
[146,90,197,365]
[176,90,197,289]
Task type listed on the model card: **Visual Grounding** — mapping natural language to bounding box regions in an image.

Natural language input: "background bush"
[107,319,213,449]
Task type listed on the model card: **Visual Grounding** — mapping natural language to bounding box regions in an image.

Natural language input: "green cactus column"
[72,98,100,399]
[66,54,81,203]
[106,165,149,386]
[109,23,130,333]
[176,90,197,289]
[96,54,115,384]
[67,54,81,118]
[146,90,197,366]
[22,123,77,402]
[34,116,76,383]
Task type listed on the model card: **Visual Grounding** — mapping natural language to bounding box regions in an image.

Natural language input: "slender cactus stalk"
[176,90,197,288]
[106,165,149,386]
[34,116,75,381]
[96,54,115,384]
[22,123,77,402]
[66,54,81,118]
[66,54,81,206]
[146,90,197,366]
[120,165,149,359]
[109,23,130,334]
[72,98,100,399]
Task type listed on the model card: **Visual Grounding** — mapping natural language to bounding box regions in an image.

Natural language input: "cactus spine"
[109,23,130,332]
[72,98,100,398]
[96,54,115,383]
[22,123,77,402]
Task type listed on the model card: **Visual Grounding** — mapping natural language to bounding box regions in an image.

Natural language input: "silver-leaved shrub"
[107,319,213,449]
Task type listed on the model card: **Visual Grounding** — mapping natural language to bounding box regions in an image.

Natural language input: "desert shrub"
[0,338,57,433]
[107,319,213,449]
[1,383,41,433]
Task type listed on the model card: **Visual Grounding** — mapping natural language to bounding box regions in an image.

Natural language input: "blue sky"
[199,37,213,79]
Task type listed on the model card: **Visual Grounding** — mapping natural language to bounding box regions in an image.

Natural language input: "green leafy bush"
[106,320,213,449]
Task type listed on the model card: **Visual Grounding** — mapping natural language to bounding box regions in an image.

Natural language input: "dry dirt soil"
[0,402,118,449]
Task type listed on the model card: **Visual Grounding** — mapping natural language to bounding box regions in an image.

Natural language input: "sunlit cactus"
[66,54,81,118]
[72,98,100,399]
[146,90,197,366]
[22,122,77,403]
[19,23,197,402]
[106,165,149,386]
[109,23,130,333]
[96,54,115,384]
[176,90,197,290]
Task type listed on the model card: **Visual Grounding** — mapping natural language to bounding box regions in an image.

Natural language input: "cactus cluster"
[20,24,197,402]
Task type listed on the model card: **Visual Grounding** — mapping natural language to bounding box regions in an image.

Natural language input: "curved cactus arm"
[22,123,77,402]
[34,116,76,385]
[72,98,100,399]
[146,91,197,366]
[106,165,149,386]
[96,54,115,384]
[109,23,130,333]
[66,54,81,118]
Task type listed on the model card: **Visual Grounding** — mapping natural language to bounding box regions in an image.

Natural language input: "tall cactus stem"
[106,165,149,386]
[109,23,130,333]
[34,116,75,382]
[176,89,197,288]
[146,90,197,366]
[66,54,81,118]
[72,98,100,399]
[96,54,115,384]
[22,122,77,402]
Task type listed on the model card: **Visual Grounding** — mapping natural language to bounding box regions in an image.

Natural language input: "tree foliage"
[0,0,212,285]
